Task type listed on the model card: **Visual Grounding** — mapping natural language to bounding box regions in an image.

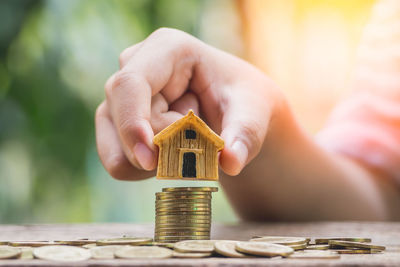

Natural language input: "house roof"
[153,110,224,150]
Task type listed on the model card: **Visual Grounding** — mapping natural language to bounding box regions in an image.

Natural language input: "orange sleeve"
[316,92,400,186]
[317,0,400,186]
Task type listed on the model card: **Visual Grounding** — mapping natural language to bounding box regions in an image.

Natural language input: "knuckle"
[240,121,264,148]
[119,47,132,67]
[152,27,177,37]
[111,71,145,93]
[149,28,195,57]
[119,117,147,142]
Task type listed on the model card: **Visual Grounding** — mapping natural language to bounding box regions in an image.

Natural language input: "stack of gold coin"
[154,187,218,243]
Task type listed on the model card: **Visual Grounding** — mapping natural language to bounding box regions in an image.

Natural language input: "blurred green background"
[0,0,242,223]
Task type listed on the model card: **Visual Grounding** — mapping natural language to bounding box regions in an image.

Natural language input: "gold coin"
[156,224,210,228]
[156,215,211,220]
[156,202,211,208]
[0,246,21,259]
[90,245,124,259]
[305,244,330,250]
[9,241,53,247]
[155,225,210,229]
[235,242,294,257]
[155,236,210,242]
[96,237,153,246]
[156,192,212,197]
[156,220,211,226]
[162,187,218,192]
[172,251,212,258]
[156,224,210,229]
[155,231,210,237]
[156,203,211,208]
[157,213,211,216]
[156,196,212,201]
[82,243,97,249]
[115,246,173,259]
[156,198,211,205]
[33,245,91,261]
[214,240,252,258]
[328,240,385,251]
[154,228,210,235]
[333,249,382,254]
[156,206,211,211]
[173,240,217,253]
[250,236,308,246]
[288,251,340,259]
[54,240,97,246]
[156,207,211,212]
[289,243,308,250]
[143,242,175,249]
[315,238,371,244]
[17,247,34,260]
[155,221,211,225]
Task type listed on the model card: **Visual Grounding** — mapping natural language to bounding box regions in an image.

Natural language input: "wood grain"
[154,110,224,181]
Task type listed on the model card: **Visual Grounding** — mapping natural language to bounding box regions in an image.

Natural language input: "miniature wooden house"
[153,110,224,181]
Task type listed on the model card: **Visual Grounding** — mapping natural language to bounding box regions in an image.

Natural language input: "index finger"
[105,28,200,170]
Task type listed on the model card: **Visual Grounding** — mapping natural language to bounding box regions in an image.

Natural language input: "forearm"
[220,100,399,221]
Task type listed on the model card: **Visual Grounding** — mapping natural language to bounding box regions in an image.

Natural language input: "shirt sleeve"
[316,0,400,187]
[316,92,400,186]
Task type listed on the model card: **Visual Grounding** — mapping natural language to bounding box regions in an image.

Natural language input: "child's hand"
[95,28,284,180]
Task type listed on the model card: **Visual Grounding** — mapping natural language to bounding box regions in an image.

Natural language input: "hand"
[95,28,284,180]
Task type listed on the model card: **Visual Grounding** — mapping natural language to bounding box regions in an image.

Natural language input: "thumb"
[219,108,269,176]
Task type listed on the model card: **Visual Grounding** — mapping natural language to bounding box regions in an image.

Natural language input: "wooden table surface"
[0,222,399,266]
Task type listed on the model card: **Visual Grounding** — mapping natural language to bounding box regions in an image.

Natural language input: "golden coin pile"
[154,187,218,243]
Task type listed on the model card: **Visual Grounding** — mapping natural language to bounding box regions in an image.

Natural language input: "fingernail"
[134,142,155,170]
[231,140,248,168]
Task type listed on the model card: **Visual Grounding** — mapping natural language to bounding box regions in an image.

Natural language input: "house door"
[182,152,196,178]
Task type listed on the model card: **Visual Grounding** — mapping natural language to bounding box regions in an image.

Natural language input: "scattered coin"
[315,238,371,244]
[33,245,91,261]
[0,246,21,259]
[115,246,173,259]
[90,245,124,259]
[162,187,218,192]
[96,237,153,246]
[214,240,251,258]
[16,247,34,260]
[55,240,97,246]
[145,242,175,249]
[305,244,330,250]
[328,240,385,251]
[9,241,53,247]
[235,242,294,257]
[333,249,382,254]
[288,250,340,259]
[82,243,97,249]
[289,243,308,250]
[250,236,308,246]
[174,240,217,253]
[172,251,212,258]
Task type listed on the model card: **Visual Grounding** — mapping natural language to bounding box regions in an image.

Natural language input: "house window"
[185,129,196,139]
